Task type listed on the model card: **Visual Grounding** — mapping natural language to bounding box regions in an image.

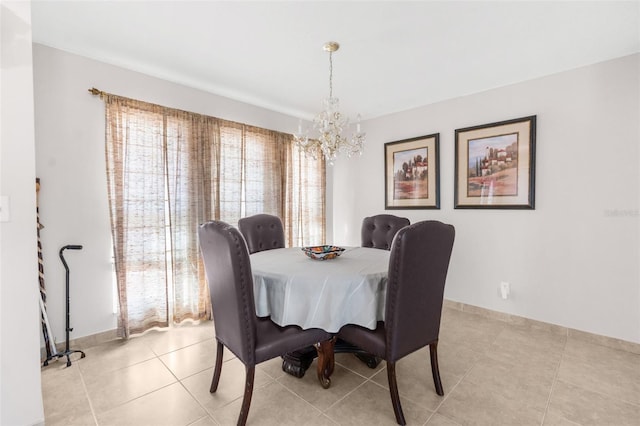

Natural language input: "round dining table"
[250,246,390,387]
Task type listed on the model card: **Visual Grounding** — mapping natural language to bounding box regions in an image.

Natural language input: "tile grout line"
[560,332,640,409]
[539,329,569,426]
[156,347,228,424]
[277,380,327,418]
[334,357,385,381]
[176,375,221,425]
[85,345,199,423]
[422,320,507,425]
[320,374,376,416]
[552,361,640,409]
[76,361,101,426]
[145,334,216,358]
[424,346,482,426]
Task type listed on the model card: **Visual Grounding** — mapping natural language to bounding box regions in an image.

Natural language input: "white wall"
[32,44,305,341]
[333,54,640,344]
[1,1,45,425]
[33,44,639,347]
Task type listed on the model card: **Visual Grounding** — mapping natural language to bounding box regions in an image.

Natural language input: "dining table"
[250,246,390,387]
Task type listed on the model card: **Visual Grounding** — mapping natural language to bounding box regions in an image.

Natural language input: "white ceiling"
[31,1,639,120]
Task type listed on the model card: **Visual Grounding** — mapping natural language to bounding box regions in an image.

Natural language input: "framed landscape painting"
[454,116,536,209]
[385,134,440,209]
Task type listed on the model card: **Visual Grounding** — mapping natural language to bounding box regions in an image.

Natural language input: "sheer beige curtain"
[165,111,218,323]
[105,96,174,337]
[102,93,325,337]
[106,96,214,337]
[216,122,283,223]
[283,137,326,247]
[215,120,325,243]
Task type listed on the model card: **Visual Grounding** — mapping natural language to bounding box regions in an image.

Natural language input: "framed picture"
[455,115,536,209]
[385,133,440,209]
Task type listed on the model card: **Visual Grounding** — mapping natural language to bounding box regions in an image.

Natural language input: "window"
[103,94,325,337]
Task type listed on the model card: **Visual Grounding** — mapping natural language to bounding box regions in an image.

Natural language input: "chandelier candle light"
[294,41,366,164]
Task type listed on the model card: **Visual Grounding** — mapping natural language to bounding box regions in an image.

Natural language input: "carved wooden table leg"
[281,346,316,378]
[314,337,336,389]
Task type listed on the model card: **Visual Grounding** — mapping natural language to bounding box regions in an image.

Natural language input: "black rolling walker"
[43,245,86,367]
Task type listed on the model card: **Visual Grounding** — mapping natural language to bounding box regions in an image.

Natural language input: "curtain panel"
[103,94,325,337]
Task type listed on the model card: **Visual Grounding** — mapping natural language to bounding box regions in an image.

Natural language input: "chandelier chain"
[328,51,333,98]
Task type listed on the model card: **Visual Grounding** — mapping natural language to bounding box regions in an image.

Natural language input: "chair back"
[198,221,257,364]
[361,214,410,250]
[238,214,285,254]
[385,220,455,362]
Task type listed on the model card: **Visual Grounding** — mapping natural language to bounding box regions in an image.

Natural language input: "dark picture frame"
[385,133,440,209]
[454,115,536,209]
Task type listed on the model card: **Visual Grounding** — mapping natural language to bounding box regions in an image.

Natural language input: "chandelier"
[294,41,366,164]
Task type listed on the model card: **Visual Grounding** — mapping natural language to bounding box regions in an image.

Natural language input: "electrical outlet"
[500,281,510,299]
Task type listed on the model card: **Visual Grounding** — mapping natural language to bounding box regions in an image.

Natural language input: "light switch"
[0,196,10,222]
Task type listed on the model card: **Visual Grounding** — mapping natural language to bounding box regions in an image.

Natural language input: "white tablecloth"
[250,247,389,333]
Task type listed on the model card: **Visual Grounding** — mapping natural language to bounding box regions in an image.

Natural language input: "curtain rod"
[88,87,105,98]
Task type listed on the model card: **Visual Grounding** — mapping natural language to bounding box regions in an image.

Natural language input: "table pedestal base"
[282,346,316,378]
[281,339,380,382]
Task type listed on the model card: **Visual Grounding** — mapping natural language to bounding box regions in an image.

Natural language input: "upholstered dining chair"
[198,220,331,426]
[339,220,455,425]
[238,213,285,254]
[361,214,410,250]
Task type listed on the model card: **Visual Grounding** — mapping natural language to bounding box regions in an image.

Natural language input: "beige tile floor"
[41,307,640,425]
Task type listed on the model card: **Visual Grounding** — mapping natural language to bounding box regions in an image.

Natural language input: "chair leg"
[210,341,224,393]
[237,365,255,426]
[429,341,444,396]
[387,361,406,425]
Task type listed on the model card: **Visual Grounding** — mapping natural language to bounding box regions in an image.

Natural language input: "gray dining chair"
[238,213,285,254]
[198,220,331,426]
[339,220,455,425]
[361,214,410,250]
